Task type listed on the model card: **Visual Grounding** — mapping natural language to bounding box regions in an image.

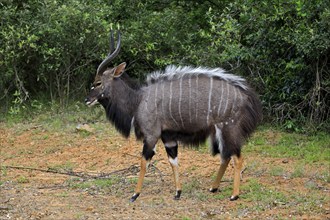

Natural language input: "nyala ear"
[113,62,126,78]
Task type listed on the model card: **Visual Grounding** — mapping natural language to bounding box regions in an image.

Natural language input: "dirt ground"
[0,123,329,219]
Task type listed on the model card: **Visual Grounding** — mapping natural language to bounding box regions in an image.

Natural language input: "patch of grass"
[289,190,328,215]
[304,180,319,190]
[17,175,29,184]
[48,162,75,172]
[197,141,210,154]
[181,178,211,201]
[68,177,120,190]
[74,213,84,220]
[245,160,266,177]
[212,186,232,200]
[317,170,330,183]
[182,178,200,194]
[44,146,62,154]
[56,192,69,197]
[188,165,198,172]
[77,130,93,138]
[2,101,107,135]
[1,166,8,177]
[240,178,288,211]
[69,181,93,189]
[269,166,285,176]
[126,177,138,184]
[290,163,305,178]
[246,128,330,164]
[195,191,210,201]
[93,178,119,188]
[17,149,34,155]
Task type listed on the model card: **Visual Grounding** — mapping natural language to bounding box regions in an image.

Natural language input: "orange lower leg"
[130,157,148,202]
[231,155,243,200]
[210,158,230,192]
[169,159,181,199]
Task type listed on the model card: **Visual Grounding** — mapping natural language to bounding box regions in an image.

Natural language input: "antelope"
[85,30,262,202]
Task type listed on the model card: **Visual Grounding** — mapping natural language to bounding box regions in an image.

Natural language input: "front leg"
[164,141,182,200]
[130,140,156,202]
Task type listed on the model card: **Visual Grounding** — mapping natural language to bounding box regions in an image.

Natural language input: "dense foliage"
[0,0,329,130]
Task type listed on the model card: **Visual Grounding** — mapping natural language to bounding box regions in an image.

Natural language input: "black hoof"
[130,193,140,202]
[174,190,182,200]
[209,188,218,193]
[230,195,239,201]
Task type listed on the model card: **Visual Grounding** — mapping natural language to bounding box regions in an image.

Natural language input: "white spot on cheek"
[101,94,104,97]
[169,157,178,166]
[91,87,95,90]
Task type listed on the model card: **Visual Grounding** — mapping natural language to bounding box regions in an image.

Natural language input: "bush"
[0,0,112,108]
[203,0,329,129]
[0,0,329,130]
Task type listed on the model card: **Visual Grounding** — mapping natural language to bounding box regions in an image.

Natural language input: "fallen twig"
[123,152,140,158]
[1,164,165,181]
[1,165,133,180]
[240,166,247,180]
[148,163,166,181]
[1,165,89,178]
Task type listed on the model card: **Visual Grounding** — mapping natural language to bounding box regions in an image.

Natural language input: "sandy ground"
[0,124,329,219]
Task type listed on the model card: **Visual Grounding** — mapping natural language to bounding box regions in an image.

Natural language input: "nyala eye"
[94,82,102,87]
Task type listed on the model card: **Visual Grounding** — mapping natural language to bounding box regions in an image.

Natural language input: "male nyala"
[85,31,262,202]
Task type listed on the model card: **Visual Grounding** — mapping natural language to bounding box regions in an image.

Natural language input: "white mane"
[147,65,248,90]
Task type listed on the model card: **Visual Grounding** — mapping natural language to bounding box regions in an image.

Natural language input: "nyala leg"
[230,155,243,201]
[130,141,156,202]
[165,141,182,200]
[209,158,230,193]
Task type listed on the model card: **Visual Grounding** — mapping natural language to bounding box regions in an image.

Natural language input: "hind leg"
[230,154,243,201]
[209,124,243,200]
[209,125,230,192]
[209,157,230,192]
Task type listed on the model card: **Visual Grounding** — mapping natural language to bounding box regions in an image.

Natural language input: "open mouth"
[85,99,99,106]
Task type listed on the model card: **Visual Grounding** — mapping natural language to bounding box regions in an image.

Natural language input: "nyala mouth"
[85,99,99,106]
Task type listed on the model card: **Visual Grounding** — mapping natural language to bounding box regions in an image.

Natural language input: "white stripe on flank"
[237,89,242,107]
[169,81,179,127]
[232,86,237,112]
[188,76,192,123]
[145,87,151,112]
[162,83,165,117]
[155,84,158,115]
[195,75,199,120]
[179,77,184,128]
[223,83,229,115]
[217,81,224,116]
[207,77,213,125]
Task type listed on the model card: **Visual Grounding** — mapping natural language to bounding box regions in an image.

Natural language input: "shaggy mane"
[146,65,248,90]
